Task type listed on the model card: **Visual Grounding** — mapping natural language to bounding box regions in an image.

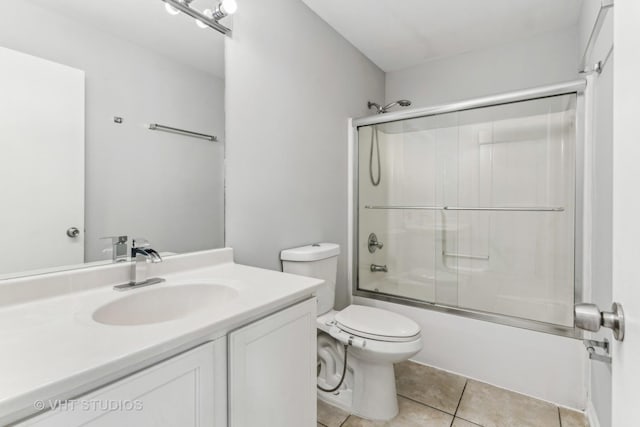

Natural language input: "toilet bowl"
[281,243,422,421]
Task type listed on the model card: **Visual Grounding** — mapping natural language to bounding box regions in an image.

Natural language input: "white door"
[0,46,84,276]
[611,2,640,426]
[228,298,317,427]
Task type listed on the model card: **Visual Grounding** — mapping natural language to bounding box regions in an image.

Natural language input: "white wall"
[0,1,225,262]
[385,27,579,108]
[224,0,385,309]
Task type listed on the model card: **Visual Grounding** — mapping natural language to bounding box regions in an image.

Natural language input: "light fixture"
[161,0,236,35]
[195,9,214,28]
[211,0,237,20]
[164,3,180,15]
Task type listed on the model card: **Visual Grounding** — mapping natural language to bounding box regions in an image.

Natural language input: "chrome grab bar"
[149,123,218,142]
[444,206,564,212]
[443,252,489,260]
[365,205,564,212]
[365,205,442,210]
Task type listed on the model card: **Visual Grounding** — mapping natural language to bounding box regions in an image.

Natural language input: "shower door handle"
[574,302,625,341]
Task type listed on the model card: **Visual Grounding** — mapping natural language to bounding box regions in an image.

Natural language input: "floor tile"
[452,418,482,427]
[317,398,350,427]
[559,407,589,427]
[457,380,560,427]
[342,396,453,427]
[395,361,467,414]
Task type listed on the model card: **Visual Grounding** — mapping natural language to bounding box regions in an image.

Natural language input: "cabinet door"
[21,339,225,427]
[229,298,317,427]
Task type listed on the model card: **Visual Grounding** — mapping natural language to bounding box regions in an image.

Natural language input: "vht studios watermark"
[33,399,144,412]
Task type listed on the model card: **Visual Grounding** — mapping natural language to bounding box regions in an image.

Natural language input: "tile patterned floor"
[317,361,589,427]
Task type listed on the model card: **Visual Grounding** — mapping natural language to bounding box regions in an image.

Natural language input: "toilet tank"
[280,243,340,315]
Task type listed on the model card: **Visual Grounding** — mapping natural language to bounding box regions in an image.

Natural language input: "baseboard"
[585,399,602,427]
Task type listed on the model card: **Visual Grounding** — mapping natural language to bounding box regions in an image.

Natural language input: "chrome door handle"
[574,302,625,341]
[66,227,80,238]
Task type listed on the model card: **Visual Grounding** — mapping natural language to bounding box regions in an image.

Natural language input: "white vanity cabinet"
[20,339,227,427]
[17,297,317,427]
[228,297,317,427]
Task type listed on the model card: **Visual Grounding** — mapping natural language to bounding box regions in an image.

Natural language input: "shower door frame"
[350,79,587,339]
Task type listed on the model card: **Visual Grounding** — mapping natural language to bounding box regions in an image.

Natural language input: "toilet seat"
[334,305,420,343]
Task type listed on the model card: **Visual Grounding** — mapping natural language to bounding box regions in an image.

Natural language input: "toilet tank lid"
[280,243,340,262]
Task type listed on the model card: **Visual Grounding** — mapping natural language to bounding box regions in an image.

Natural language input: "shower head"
[367,101,382,113]
[368,99,412,114]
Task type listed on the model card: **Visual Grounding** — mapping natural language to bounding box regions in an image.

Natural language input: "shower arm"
[367,100,411,115]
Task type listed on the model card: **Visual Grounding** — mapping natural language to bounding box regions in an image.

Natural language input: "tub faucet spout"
[370,264,388,273]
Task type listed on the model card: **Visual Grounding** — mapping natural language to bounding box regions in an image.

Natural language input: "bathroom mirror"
[0,0,228,279]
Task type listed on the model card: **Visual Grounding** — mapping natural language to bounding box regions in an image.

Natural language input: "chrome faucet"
[370,264,388,273]
[114,238,165,291]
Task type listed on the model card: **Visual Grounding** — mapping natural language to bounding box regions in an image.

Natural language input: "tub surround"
[0,248,323,425]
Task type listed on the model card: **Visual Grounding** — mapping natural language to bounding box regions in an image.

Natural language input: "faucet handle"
[132,238,150,248]
[101,235,128,244]
[100,236,129,262]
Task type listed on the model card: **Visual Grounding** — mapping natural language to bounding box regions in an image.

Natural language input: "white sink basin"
[92,284,238,326]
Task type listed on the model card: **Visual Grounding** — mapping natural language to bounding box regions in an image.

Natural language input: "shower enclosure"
[352,81,585,336]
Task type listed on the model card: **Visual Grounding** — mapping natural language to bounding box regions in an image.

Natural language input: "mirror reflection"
[0,0,226,278]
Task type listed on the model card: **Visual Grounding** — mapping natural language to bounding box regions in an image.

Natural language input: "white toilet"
[281,243,422,421]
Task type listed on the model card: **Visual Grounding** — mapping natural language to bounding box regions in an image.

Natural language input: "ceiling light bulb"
[165,2,180,15]
[221,0,237,15]
[196,9,214,28]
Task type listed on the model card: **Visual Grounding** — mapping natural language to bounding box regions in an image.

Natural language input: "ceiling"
[26,0,226,78]
[302,0,583,72]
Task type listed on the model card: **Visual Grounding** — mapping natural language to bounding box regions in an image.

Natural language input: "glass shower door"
[356,94,576,328]
[357,112,458,305]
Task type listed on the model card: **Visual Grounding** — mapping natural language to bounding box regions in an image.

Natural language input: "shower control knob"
[574,302,625,341]
[368,233,384,253]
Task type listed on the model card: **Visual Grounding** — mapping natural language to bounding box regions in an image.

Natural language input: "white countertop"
[0,249,323,424]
